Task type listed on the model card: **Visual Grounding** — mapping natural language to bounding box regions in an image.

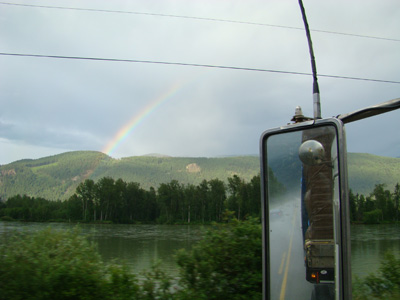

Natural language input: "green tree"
[372,184,388,221]
[248,175,261,217]
[356,194,366,222]
[184,184,196,223]
[66,194,82,221]
[157,180,184,223]
[393,183,400,221]
[227,175,245,220]
[112,178,127,223]
[96,177,116,221]
[363,209,383,224]
[75,179,96,221]
[354,253,400,300]
[196,180,210,223]
[349,189,357,222]
[364,195,375,213]
[208,178,226,222]
[176,216,262,300]
[0,228,140,300]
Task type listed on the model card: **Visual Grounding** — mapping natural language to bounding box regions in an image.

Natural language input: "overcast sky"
[0,0,399,165]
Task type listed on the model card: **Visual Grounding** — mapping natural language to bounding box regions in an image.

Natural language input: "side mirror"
[260,118,351,300]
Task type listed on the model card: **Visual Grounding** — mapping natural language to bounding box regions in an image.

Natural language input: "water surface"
[1,221,399,279]
[0,221,205,276]
[351,224,400,278]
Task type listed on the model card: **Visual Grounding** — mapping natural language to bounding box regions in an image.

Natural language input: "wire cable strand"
[0,1,399,42]
[1,52,400,84]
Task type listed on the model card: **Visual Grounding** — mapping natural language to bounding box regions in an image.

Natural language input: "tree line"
[0,174,276,224]
[349,183,400,224]
[2,172,397,225]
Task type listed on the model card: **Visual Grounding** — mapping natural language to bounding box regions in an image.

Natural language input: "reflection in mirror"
[299,140,325,166]
[264,125,339,300]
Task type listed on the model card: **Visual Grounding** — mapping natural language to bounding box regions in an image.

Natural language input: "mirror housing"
[260,118,351,300]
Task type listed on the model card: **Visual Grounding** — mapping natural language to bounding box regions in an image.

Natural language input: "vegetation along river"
[1,221,399,280]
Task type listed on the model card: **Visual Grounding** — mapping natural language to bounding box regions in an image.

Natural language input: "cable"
[0,1,399,42]
[1,52,400,84]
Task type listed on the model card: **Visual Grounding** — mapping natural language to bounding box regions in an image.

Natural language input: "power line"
[1,52,400,84]
[1,1,399,42]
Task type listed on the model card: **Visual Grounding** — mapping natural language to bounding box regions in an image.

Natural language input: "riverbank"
[0,218,263,300]
[0,215,220,226]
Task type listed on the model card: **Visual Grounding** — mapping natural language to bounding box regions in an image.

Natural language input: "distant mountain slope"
[0,151,108,200]
[0,152,259,200]
[347,152,400,195]
[0,151,398,200]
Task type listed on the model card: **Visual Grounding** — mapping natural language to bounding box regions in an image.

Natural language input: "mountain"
[0,151,259,200]
[347,153,400,195]
[0,151,399,200]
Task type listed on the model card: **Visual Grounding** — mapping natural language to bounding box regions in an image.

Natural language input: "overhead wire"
[1,2,399,85]
[0,1,399,42]
[1,52,400,85]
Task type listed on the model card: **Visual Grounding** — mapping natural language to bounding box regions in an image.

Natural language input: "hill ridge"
[0,150,399,200]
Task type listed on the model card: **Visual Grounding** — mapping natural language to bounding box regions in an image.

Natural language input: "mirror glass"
[264,125,339,300]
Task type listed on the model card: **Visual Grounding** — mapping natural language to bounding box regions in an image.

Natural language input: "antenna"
[298,0,321,119]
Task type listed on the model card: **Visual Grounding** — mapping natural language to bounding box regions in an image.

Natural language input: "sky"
[0,0,399,165]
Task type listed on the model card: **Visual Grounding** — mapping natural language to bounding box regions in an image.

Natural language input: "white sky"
[0,0,399,165]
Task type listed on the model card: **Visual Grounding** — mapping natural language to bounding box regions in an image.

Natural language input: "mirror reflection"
[265,125,338,300]
[299,140,325,166]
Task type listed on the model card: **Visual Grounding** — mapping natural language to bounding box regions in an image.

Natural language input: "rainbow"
[102,81,183,156]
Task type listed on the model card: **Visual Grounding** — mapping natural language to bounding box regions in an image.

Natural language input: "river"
[0,221,205,277]
[350,224,400,279]
[0,221,399,280]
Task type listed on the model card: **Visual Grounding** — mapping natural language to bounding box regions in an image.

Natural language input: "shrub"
[353,252,400,300]
[363,209,383,224]
[176,216,262,300]
[0,227,139,300]
[0,215,14,221]
[0,220,263,300]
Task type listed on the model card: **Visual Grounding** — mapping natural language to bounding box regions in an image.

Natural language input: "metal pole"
[298,0,321,119]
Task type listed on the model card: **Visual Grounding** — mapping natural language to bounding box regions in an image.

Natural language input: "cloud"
[0,0,399,164]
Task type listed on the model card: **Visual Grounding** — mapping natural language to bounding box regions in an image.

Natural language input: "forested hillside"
[347,153,400,195]
[0,152,259,200]
[0,151,399,200]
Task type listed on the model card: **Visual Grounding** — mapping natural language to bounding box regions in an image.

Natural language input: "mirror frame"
[260,118,352,300]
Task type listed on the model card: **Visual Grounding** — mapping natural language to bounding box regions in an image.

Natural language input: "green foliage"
[0,228,141,300]
[0,151,108,200]
[363,209,383,224]
[226,175,264,220]
[1,151,397,201]
[350,182,400,224]
[0,175,261,224]
[0,223,263,299]
[176,216,262,300]
[348,153,400,196]
[353,253,400,300]
[0,152,261,201]
[137,262,180,300]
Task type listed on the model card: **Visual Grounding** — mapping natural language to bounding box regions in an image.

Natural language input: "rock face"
[1,169,16,176]
[186,163,201,173]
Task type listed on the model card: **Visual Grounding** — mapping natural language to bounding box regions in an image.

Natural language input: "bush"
[0,220,263,300]
[176,216,262,300]
[0,227,140,300]
[363,209,383,224]
[353,252,400,300]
